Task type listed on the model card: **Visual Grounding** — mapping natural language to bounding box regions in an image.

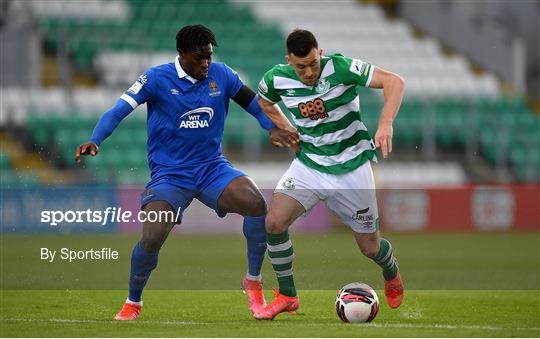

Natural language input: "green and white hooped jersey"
[258,53,377,175]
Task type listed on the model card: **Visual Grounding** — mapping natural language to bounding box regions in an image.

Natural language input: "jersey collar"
[175,56,199,84]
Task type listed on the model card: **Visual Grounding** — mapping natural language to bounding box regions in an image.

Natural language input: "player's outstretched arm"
[73,99,134,164]
[232,85,277,130]
[258,97,300,150]
[232,84,299,150]
[258,96,296,133]
[74,142,99,163]
[368,67,405,159]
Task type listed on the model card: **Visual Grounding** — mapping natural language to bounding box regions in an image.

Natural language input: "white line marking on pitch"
[361,323,540,332]
[0,318,209,325]
[1,318,539,332]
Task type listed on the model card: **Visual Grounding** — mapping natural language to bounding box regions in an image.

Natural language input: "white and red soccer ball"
[335,282,379,323]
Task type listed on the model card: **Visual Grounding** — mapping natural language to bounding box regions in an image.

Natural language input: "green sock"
[267,231,296,297]
[372,238,399,280]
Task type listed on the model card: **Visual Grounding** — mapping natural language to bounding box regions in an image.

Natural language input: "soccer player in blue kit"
[74,25,299,320]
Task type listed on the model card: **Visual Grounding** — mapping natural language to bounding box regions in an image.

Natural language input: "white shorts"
[275,159,379,233]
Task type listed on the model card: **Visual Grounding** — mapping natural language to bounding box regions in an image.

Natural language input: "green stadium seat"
[0,170,18,186]
[35,0,540,182]
[85,151,107,169]
[91,168,115,184]
[55,129,75,151]
[27,114,52,146]
[0,152,11,170]
[8,171,41,187]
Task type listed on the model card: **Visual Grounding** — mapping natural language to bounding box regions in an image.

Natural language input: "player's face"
[180,44,213,80]
[287,48,323,86]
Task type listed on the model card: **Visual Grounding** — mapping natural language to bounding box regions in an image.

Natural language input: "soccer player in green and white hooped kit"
[254,29,405,320]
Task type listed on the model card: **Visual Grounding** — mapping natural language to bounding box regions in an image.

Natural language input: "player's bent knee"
[248,196,267,216]
[140,228,170,252]
[232,195,267,216]
[140,237,163,253]
[219,183,267,216]
[265,214,289,234]
[355,232,380,258]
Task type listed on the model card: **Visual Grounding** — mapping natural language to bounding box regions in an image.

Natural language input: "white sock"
[245,273,262,281]
[126,298,143,306]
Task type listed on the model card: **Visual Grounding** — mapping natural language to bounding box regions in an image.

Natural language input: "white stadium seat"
[237,0,500,99]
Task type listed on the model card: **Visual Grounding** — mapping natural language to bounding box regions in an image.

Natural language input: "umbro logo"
[170,89,179,95]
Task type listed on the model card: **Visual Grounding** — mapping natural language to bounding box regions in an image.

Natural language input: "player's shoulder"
[328,53,353,67]
[149,62,175,76]
[264,63,295,79]
[211,62,234,73]
[328,53,367,76]
[329,53,349,60]
[138,62,175,83]
[209,62,238,79]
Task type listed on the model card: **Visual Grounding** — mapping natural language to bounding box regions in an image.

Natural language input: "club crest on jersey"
[282,177,295,190]
[315,78,330,93]
[209,81,221,97]
[179,107,214,129]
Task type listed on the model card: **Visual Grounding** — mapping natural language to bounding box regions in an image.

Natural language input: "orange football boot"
[384,271,404,308]
[242,277,267,315]
[114,302,142,320]
[253,289,300,320]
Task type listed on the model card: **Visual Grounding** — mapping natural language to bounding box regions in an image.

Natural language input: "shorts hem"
[273,190,312,213]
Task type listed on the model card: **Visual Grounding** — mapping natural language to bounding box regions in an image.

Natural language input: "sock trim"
[275,268,293,277]
[270,254,294,265]
[245,273,262,281]
[267,239,292,252]
[126,298,143,306]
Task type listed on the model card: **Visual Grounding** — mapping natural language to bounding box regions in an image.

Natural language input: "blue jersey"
[119,57,244,178]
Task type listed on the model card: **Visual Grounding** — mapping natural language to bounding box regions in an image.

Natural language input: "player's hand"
[269,128,300,152]
[74,142,99,163]
[374,122,393,159]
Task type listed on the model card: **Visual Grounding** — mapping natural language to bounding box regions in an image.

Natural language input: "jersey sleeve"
[333,54,375,87]
[119,68,157,109]
[257,69,281,103]
[223,64,244,98]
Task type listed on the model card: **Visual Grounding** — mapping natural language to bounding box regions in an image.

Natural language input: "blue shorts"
[140,158,245,223]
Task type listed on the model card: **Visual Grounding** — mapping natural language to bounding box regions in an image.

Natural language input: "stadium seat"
[13,1,539,184]
[0,152,11,170]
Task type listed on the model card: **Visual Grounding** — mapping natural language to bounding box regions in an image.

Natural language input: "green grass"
[1,232,539,336]
[1,290,539,337]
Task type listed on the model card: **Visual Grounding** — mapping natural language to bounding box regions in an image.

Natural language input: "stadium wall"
[1,185,537,234]
[379,185,539,232]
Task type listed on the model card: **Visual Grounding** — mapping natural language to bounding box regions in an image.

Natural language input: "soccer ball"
[335,282,379,323]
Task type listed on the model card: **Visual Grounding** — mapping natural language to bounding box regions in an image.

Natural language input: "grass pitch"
[1,290,539,337]
[1,232,539,337]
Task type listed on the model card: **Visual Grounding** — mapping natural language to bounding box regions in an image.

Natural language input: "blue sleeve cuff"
[246,95,276,131]
[88,138,101,146]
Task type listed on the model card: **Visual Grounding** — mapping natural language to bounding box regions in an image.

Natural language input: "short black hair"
[176,24,218,53]
[286,29,318,57]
